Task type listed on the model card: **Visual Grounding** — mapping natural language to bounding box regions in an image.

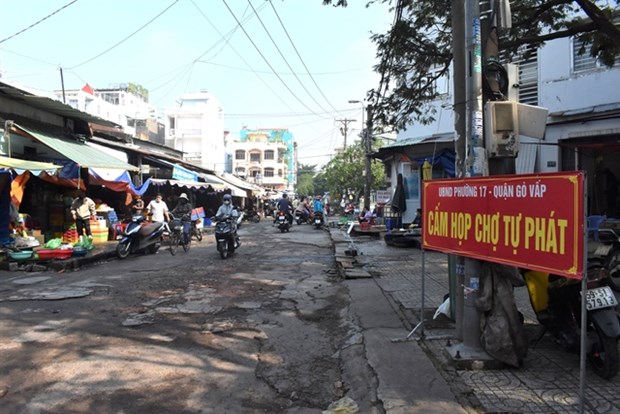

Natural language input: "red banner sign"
[422,172,585,279]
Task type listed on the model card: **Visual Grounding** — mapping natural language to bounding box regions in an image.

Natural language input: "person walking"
[146,193,170,223]
[70,191,96,238]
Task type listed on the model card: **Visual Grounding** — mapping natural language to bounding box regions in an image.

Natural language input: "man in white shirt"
[146,194,169,223]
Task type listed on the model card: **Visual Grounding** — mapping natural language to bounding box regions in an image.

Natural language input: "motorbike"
[243,209,261,223]
[294,209,309,225]
[591,226,620,292]
[190,219,203,242]
[214,216,239,259]
[276,210,290,233]
[313,211,324,229]
[523,263,620,380]
[116,215,166,259]
[344,203,355,216]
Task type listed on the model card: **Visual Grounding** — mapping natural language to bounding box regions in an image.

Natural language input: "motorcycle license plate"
[279,217,285,221]
[584,286,618,311]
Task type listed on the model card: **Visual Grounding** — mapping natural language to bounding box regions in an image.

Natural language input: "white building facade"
[231,130,290,192]
[54,83,157,139]
[165,91,226,173]
[383,27,620,223]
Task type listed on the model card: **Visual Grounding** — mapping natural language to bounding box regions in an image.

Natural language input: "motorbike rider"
[312,195,324,224]
[171,193,193,245]
[276,193,294,225]
[294,196,309,223]
[215,194,240,247]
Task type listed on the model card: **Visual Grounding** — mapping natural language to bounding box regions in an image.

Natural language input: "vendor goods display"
[36,249,73,260]
[9,250,33,260]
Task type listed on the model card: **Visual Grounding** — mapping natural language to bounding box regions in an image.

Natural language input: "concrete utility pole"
[451,0,466,341]
[363,105,373,210]
[336,118,356,149]
[447,0,490,361]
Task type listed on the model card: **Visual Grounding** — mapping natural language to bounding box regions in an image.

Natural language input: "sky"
[0,0,394,168]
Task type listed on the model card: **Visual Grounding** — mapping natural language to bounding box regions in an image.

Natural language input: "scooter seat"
[140,222,161,236]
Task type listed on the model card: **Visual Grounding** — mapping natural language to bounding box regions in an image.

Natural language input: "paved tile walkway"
[341,230,620,414]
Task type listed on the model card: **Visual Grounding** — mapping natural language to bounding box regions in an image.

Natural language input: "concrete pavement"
[330,225,620,414]
[6,224,620,413]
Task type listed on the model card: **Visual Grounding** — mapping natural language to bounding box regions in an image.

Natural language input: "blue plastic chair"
[587,215,606,241]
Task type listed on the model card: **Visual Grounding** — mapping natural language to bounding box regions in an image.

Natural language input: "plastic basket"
[90,227,109,244]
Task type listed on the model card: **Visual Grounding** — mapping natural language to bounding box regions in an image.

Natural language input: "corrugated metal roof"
[13,124,139,171]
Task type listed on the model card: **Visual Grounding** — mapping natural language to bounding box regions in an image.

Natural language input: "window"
[249,168,260,178]
[235,167,246,175]
[235,150,245,160]
[278,169,283,177]
[516,49,539,106]
[572,35,620,72]
[573,37,598,72]
[250,152,261,162]
[428,66,449,96]
[264,167,274,177]
[264,150,274,160]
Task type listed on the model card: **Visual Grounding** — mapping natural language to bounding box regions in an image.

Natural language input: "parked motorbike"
[523,264,620,380]
[243,209,261,223]
[592,227,620,292]
[276,210,290,233]
[190,219,203,242]
[116,215,166,259]
[214,216,239,259]
[313,211,324,229]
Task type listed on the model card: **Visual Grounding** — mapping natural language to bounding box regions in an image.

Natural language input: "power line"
[0,0,79,44]
[246,0,331,115]
[66,0,179,70]
[267,0,347,119]
[190,0,295,118]
[336,118,356,149]
[220,0,329,119]
[195,60,372,76]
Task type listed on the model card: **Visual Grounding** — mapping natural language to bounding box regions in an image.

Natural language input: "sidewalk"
[330,225,620,414]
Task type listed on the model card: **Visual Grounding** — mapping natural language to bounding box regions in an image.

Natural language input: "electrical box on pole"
[484,101,519,158]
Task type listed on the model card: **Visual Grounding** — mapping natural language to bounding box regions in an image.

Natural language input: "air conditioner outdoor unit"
[485,101,519,158]
[169,128,175,136]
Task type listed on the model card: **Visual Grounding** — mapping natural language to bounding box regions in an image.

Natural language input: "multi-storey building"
[54,83,163,144]
[232,128,295,192]
[165,91,226,173]
[376,23,620,223]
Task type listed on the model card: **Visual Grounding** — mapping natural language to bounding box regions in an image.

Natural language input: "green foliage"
[319,141,385,203]
[323,0,620,132]
[296,163,317,197]
[126,82,149,101]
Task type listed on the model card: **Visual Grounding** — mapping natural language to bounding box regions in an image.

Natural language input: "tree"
[296,163,317,197]
[323,0,620,132]
[320,140,385,206]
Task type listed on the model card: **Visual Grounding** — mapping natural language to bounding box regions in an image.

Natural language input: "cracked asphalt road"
[0,220,368,414]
